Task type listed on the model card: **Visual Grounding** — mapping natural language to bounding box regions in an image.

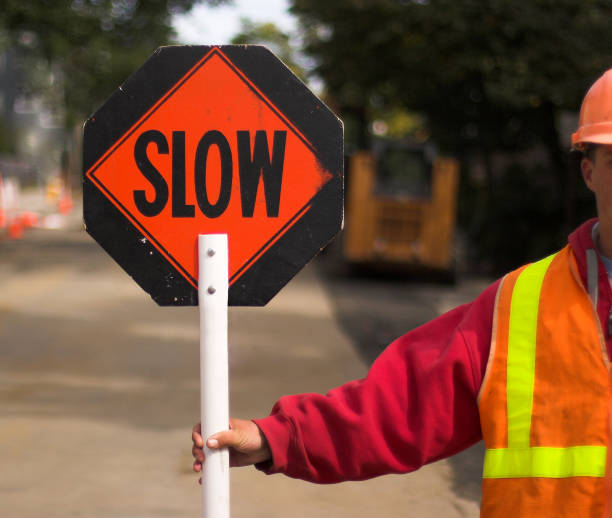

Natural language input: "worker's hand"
[192,419,271,480]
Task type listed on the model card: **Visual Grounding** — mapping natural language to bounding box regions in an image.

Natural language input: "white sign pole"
[199,234,230,518]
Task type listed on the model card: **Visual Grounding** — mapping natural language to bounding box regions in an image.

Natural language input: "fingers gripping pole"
[199,234,229,518]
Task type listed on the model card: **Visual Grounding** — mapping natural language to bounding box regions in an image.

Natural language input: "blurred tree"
[291,0,612,154]
[231,18,307,82]
[0,115,16,154]
[0,0,229,127]
[290,0,612,270]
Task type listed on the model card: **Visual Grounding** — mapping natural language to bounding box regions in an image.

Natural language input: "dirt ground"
[0,208,489,517]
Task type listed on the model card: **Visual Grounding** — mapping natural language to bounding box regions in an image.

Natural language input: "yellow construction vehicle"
[342,141,460,275]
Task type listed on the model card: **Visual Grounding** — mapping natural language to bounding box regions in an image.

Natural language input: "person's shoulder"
[456,277,502,324]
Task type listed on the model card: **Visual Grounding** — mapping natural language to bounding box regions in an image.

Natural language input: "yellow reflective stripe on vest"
[506,253,556,448]
[483,446,607,478]
[483,252,607,479]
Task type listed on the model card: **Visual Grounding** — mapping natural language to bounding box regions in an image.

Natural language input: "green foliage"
[460,158,596,273]
[291,0,612,152]
[290,0,612,268]
[0,115,16,153]
[0,0,229,126]
[231,18,307,82]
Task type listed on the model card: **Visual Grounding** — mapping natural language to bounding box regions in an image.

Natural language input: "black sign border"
[83,45,343,306]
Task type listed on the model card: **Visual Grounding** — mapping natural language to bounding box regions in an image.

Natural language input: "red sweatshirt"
[253,219,612,484]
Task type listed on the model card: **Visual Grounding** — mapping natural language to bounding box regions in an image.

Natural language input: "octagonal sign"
[83,46,343,306]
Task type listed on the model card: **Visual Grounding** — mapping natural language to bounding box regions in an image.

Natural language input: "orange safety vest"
[478,245,611,517]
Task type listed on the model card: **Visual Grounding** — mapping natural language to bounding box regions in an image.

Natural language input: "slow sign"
[83,45,343,306]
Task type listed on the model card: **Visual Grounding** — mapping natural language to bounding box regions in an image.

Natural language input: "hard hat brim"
[572,123,612,149]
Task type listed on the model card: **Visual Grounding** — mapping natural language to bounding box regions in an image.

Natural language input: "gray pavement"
[0,218,486,517]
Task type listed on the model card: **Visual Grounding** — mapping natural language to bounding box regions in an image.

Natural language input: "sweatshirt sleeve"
[253,279,499,483]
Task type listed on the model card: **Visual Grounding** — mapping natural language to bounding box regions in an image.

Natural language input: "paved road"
[0,219,488,517]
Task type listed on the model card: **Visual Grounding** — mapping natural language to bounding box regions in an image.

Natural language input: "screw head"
[207,286,216,295]
[206,248,216,257]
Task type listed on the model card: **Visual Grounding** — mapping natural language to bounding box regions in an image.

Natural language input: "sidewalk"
[0,227,480,517]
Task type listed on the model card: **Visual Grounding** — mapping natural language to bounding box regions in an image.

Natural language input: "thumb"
[206,429,240,450]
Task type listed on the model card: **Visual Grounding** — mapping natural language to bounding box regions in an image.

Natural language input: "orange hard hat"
[572,68,612,150]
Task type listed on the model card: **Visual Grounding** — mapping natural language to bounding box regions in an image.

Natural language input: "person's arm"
[252,280,498,483]
[192,280,498,483]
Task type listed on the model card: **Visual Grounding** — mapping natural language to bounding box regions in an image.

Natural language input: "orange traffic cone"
[20,211,38,229]
[8,218,23,239]
[58,193,73,214]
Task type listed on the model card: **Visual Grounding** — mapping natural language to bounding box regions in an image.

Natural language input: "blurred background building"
[0,45,64,185]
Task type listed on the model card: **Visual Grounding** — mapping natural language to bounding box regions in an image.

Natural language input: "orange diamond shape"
[86,47,331,288]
